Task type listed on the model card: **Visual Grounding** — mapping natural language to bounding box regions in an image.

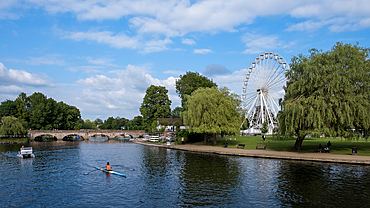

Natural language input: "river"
[1,140,370,207]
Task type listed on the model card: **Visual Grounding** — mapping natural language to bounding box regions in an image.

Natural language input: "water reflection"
[277,161,370,207]
[1,141,370,207]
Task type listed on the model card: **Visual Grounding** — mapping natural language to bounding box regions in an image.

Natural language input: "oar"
[84,167,102,175]
[112,165,135,171]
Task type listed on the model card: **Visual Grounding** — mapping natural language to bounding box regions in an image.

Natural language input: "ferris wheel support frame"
[241,52,289,135]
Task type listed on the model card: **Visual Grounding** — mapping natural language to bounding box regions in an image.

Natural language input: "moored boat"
[17,147,35,158]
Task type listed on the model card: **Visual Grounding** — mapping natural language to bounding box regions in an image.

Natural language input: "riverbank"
[0,138,29,144]
[135,140,370,165]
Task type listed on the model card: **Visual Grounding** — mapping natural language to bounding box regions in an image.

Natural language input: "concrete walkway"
[135,141,370,165]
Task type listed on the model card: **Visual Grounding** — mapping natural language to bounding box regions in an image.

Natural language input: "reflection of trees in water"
[276,161,370,207]
[139,147,244,206]
[177,152,243,206]
[34,134,57,142]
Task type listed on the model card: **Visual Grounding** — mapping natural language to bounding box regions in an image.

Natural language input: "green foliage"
[171,106,183,118]
[173,120,181,132]
[151,120,158,132]
[0,116,27,135]
[99,117,129,129]
[279,42,370,150]
[261,122,268,134]
[183,87,242,145]
[175,72,217,108]
[15,92,30,122]
[0,100,17,118]
[140,85,172,131]
[0,92,83,130]
[159,120,169,126]
[132,116,143,127]
[176,129,204,143]
[82,119,97,129]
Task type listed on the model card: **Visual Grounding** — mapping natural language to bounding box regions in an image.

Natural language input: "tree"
[15,92,30,122]
[28,92,82,130]
[152,120,158,132]
[94,118,103,128]
[0,100,17,118]
[278,42,370,150]
[59,102,82,130]
[176,72,217,108]
[173,120,181,132]
[82,119,97,129]
[261,122,268,134]
[140,85,172,131]
[183,87,242,145]
[0,116,27,135]
[171,106,183,118]
[132,116,143,129]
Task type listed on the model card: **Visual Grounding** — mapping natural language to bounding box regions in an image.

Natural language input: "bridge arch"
[34,134,58,141]
[62,134,85,141]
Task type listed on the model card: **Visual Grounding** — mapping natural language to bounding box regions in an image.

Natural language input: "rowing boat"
[94,167,126,178]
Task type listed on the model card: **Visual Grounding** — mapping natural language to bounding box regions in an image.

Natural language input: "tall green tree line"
[0,92,82,130]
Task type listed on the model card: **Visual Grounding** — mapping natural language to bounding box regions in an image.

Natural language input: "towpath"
[135,141,370,165]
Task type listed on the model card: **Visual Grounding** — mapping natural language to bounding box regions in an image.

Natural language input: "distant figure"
[182,137,184,145]
[318,144,323,153]
[106,162,112,171]
[21,146,24,150]
[262,135,266,142]
[327,141,332,149]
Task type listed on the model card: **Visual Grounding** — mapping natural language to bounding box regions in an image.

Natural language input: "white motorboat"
[17,147,35,158]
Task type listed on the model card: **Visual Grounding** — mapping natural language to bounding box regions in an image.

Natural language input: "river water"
[1,140,370,207]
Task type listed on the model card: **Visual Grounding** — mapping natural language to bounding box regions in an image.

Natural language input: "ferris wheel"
[241,52,289,134]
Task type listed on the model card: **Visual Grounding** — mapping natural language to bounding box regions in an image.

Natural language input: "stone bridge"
[28,129,147,141]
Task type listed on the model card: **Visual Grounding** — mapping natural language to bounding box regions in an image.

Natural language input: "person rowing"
[106,162,112,171]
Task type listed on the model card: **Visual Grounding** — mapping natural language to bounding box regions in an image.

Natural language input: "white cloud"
[288,1,370,32]
[241,33,295,54]
[163,70,184,76]
[86,57,116,66]
[66,65,103,73]
[193,49,213,54]
[0,1,21,19]
[181,38,196,45]
[0,85,23,93]
[0,62,53,87]
[211,69,245,94]
[141,38,173,53]
[73,64,180,119]
[286,20,328,32]
[27,54,65,66]
[3,0,370,36]
[62,30,139,49]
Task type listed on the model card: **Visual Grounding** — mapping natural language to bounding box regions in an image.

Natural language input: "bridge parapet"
[28,130,147,141]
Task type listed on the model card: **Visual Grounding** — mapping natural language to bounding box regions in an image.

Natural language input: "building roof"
[157,118,183,125]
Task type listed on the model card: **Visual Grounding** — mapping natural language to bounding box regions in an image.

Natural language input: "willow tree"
[279,42,370,150]
[183,87,242,145]
[0,116,27,135]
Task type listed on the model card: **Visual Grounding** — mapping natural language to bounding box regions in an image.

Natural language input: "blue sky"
[1,0,370,121]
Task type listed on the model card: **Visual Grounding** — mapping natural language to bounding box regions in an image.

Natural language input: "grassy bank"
[213,135,370,156]
[0,137,29,143]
